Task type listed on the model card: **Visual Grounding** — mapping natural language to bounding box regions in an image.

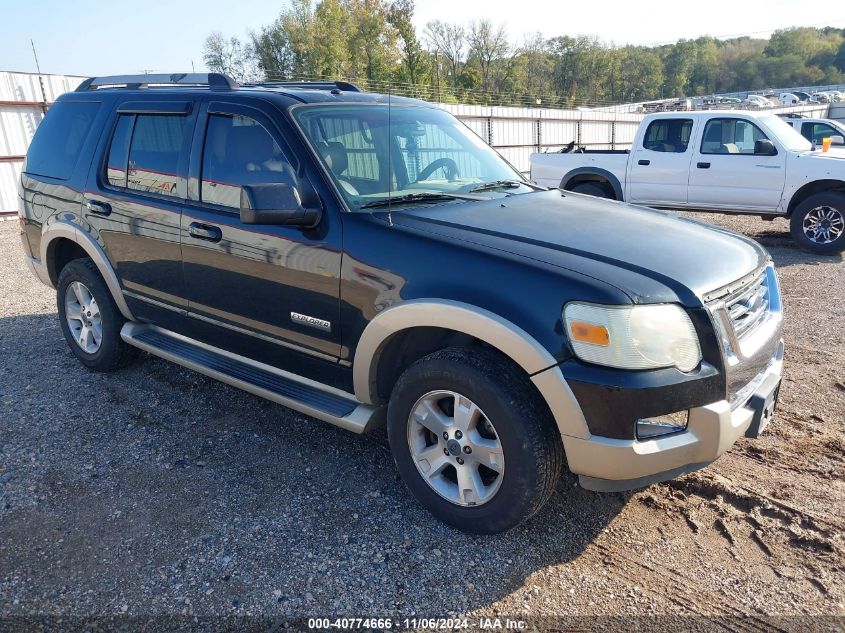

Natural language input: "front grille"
[724,270,769,340]
[706,264,783,405]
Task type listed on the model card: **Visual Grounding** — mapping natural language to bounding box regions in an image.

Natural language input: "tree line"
[203,0,845,108]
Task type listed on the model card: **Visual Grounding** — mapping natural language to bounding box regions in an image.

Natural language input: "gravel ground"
[0,214,843,631]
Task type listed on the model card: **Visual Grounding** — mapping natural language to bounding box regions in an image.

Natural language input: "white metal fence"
[0,71,836,213]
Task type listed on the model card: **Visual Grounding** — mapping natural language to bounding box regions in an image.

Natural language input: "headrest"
[316,141,349,175]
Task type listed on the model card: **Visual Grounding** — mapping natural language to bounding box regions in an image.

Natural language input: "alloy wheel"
[64,281,103,354]
[803,205,845,244]
[407,390,504,507]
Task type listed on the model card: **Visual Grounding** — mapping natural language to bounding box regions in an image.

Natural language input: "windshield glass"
[292,104,534,210]
[758,115,813,152]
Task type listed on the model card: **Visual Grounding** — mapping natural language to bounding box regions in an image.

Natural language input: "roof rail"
[249,80,362,93]
[75,73,238,92]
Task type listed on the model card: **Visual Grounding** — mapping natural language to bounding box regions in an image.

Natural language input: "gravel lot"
[0,213,843,630]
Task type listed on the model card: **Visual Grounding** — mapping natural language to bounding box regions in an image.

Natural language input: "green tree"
[389,0,428,86]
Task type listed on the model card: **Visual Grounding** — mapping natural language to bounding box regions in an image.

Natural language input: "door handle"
[638,159,650,166]
[188,222,222,242]
[697,162,711,169]
[86,200,111,216]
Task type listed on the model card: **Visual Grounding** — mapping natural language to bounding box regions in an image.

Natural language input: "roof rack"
[75,73,238,92]
[248,80,362,93]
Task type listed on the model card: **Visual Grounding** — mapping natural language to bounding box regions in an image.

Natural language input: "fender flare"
[353,299,590,439]
[40,221,135,321]
[560,167,624,201]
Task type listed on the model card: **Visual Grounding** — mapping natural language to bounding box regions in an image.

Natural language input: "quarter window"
[642,119,693,153]
[24,101,100,180]
[701,118,770,155]
[201,114,290,209]
[125,114,189,197]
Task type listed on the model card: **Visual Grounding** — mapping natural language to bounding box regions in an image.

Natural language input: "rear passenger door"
[86,100,195,331]
[181,99,344,383]
[627,118,694,207]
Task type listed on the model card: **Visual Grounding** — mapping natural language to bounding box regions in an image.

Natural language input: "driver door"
[181,98,344,383]
[688,117,786,211]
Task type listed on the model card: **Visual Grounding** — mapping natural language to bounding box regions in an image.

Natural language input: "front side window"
[126,114,189,197]
[801,122,843,144]
[700,118,770,155]
[643,119,693,153]
[293,104,531,210]
[201,114,290,209]
[24,101,100,180]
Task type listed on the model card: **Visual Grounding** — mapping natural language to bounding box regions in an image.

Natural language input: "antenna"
[30,39,48,113]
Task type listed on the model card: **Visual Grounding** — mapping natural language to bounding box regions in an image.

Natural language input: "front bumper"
[562,339,783,492]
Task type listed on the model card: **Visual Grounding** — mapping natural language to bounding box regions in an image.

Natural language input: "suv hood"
[392,190,767,305]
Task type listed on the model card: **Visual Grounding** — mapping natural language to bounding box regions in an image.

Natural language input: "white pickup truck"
[530,111,845,253]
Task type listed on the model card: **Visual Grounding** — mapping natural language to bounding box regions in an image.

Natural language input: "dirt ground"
[0,212,843,631]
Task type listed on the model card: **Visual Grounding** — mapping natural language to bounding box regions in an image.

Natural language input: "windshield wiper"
[359,192,483,209]
[468,179,547,193]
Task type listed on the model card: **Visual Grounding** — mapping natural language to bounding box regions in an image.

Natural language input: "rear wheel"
[569,181,614,199]
[790,192,845,254]
[387,348,563,534]
[57,258,138,371]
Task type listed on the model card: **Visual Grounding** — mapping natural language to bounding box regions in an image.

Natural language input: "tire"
[386,347,563,534]
[56,258,138,371]
[789,192,845,254]
[570,181,613,199]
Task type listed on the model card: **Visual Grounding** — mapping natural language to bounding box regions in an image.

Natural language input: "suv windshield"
[292,104,535,210]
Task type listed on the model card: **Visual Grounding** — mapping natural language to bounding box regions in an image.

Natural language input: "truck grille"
[724,270,769,340]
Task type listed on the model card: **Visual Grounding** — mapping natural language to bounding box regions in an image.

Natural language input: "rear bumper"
[562,339,783,491]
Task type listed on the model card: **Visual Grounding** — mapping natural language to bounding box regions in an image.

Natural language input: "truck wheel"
[570,181,614,199]
[387,348,563,534]
[790,192,845,254]
[56,258,138,371]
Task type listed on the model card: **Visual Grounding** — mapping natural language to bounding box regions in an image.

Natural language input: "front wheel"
[387,348,563,534]
[790,192,845,254]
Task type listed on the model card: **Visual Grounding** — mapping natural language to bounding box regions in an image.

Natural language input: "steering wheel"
[416,157,460,182]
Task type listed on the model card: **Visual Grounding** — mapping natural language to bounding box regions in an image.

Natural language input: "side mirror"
[830,135,845,146]
[754,139,777,156]
[240,183,322,227]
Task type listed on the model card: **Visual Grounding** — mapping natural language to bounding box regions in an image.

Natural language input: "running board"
[121,323,379,433]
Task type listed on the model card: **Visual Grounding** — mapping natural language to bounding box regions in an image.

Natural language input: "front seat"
[317,141,359,195]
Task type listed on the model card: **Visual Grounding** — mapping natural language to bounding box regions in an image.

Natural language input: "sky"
[1,0,844,77]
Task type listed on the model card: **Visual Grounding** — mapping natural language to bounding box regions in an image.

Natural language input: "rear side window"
[126,114,189,197]
[642,119,692,153]
[24,101,99,179]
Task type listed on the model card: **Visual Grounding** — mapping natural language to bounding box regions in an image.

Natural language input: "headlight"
[563,303,702,372]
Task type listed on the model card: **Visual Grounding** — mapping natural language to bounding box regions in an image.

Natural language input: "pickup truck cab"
[20,75,784,534]
[531,110,845,253]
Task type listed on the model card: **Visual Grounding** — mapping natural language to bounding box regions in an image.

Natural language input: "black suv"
[19,73,784,533]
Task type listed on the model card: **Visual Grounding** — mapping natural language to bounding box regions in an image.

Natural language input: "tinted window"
[201,114,289,208]
[643,119,693,153]
[105,115,134,188]
[701,118,770,155]
[24,101,99,179]
[127,114,189,197]
[801,122,842,144]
